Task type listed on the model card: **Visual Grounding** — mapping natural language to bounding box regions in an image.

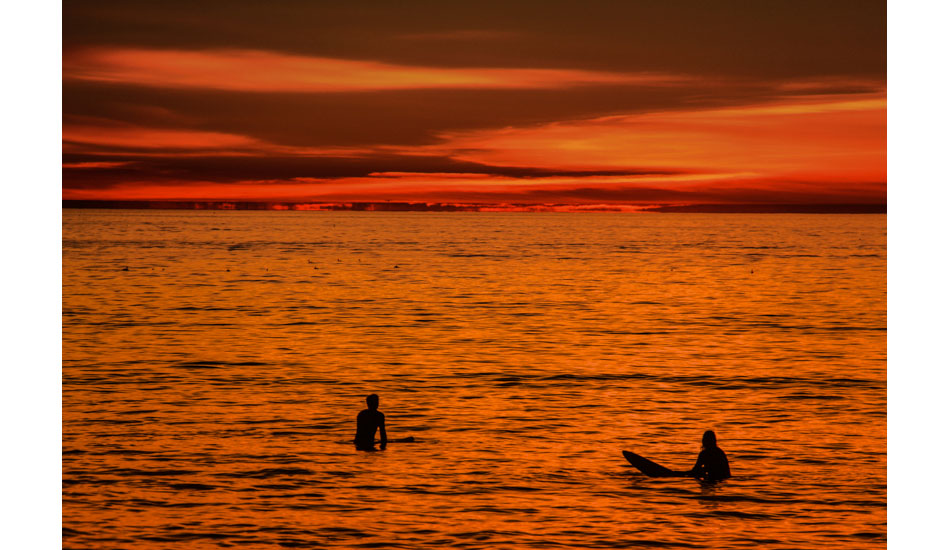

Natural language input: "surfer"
[354,394,387,451]
[687,430,731,481]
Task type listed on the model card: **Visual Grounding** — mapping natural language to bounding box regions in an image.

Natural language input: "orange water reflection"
[63,211,886,549]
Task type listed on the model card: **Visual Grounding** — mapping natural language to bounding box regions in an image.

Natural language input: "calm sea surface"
[62,210,886,549]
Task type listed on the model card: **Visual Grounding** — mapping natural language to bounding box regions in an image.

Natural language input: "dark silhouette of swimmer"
[687,430,731,481]
[354,394,387,451]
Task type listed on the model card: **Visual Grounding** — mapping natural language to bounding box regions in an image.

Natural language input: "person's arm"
[687,450,704,477]
[378,413,387,449]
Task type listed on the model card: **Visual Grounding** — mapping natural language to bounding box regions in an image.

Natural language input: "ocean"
[62,210,886,549]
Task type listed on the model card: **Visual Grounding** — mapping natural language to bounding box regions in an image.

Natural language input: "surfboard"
[622,450,681,477]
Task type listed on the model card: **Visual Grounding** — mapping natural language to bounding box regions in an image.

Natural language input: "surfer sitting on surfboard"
[354,393,387,451]
[623,429,731,481]
[687,430,731,482]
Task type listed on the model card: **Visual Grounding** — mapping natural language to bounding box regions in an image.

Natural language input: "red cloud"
[422,94,886,184]
[64,48,686,92]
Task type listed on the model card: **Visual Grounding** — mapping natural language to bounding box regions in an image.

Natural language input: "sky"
[62,0,886,208]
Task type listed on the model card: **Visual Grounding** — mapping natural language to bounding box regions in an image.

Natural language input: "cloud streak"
[422,95,886,183]
[64,48,685,93]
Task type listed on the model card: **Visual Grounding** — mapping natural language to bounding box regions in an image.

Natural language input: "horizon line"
[61,200,886,214]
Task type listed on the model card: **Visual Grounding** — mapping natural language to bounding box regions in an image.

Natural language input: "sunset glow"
[63,2,885,210]
[429,96,886,182]
[62,3,888,548]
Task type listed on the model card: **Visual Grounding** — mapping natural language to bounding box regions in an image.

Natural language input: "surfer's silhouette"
[354,394,386,451]
[687,430,731,481]
[623,429,731,481]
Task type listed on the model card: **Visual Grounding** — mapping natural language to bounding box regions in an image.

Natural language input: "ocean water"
[62,210,886,549]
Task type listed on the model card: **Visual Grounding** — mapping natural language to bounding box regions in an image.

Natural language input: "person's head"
[702,430,717,449]
[366,394,379,410]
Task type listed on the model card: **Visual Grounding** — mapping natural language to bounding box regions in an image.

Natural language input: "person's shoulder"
[699,447,726,459]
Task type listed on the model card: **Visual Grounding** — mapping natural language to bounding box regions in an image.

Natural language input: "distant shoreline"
[61,200,886,214]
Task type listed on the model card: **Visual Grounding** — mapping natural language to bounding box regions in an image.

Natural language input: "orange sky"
[63,1,885,209]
